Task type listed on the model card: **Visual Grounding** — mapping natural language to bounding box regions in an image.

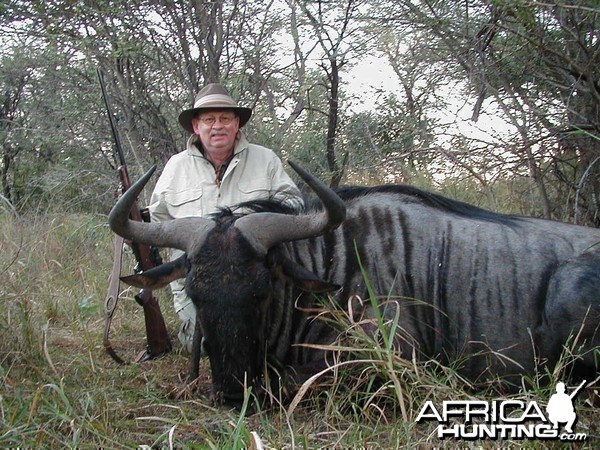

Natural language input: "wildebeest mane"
[215,185,520,225]
[333,185,521,223]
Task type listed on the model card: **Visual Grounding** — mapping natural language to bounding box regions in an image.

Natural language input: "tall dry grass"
[0,212,597,448]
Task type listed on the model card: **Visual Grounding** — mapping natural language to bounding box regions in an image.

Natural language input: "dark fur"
[223,185,520,224]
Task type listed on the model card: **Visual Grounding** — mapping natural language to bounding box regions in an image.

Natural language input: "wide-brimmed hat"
[178,83,253,133]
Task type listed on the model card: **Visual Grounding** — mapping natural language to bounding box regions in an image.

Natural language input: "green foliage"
[0,41,118,213]
[2,0,600,222]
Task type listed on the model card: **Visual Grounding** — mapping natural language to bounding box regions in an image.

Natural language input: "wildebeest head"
[108,162,345,403]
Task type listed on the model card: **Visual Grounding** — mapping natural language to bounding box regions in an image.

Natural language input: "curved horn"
[235,160,346,254]
[108,165,214,253]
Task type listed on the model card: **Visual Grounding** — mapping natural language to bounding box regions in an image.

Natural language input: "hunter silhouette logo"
[546,380,585,434]
[415,380,588,441]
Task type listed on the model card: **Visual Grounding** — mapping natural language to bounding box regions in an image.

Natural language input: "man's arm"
[269,157,305,210]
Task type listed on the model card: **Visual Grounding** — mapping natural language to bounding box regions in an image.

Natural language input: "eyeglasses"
[196,114,237,126]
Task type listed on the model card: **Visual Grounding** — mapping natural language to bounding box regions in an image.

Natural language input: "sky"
[345,53,514,145]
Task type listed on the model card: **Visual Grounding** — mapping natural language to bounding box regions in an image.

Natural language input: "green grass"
[0,213,597,448]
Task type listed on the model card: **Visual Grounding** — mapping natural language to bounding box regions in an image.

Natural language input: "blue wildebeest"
[109,162,600,404]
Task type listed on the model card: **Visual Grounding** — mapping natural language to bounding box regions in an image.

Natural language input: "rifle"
[98,69,172,363]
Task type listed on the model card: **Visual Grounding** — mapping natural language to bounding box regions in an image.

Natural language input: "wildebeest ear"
[120,255,187,289]
[267,251,340,293]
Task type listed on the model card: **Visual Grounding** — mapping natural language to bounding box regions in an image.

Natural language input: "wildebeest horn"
[108,165,215,253]
[235,160,346,254]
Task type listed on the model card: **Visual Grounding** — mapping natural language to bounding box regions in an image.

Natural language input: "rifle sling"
[104,234,127,364]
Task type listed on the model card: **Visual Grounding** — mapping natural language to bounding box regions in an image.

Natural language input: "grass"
[0,212,598,448]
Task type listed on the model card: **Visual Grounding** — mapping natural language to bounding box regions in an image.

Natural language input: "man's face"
[192,109,240,155]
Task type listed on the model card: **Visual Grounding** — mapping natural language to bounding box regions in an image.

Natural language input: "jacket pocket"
[164,187,203,217]
[238,177,272,201]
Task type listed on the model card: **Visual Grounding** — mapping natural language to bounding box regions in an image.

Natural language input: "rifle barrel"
[97,68,127,168]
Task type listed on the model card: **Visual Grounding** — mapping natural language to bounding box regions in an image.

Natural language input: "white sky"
[344,53,515,145]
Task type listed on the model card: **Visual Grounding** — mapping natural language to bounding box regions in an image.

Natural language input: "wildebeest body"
[261,187,599,386]
[110,164,600,402]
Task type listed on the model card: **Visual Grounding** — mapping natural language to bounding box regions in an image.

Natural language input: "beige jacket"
[149,132,303,222]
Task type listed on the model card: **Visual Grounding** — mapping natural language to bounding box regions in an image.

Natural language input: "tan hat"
[178,83,253,133]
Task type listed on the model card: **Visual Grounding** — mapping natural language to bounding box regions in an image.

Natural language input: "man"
[148,83,303,352]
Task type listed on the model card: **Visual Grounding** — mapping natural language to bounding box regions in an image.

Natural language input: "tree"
[373,0,600,223]
[295,0,371,187]
[0,48,29,205]
[0,0,301,210]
